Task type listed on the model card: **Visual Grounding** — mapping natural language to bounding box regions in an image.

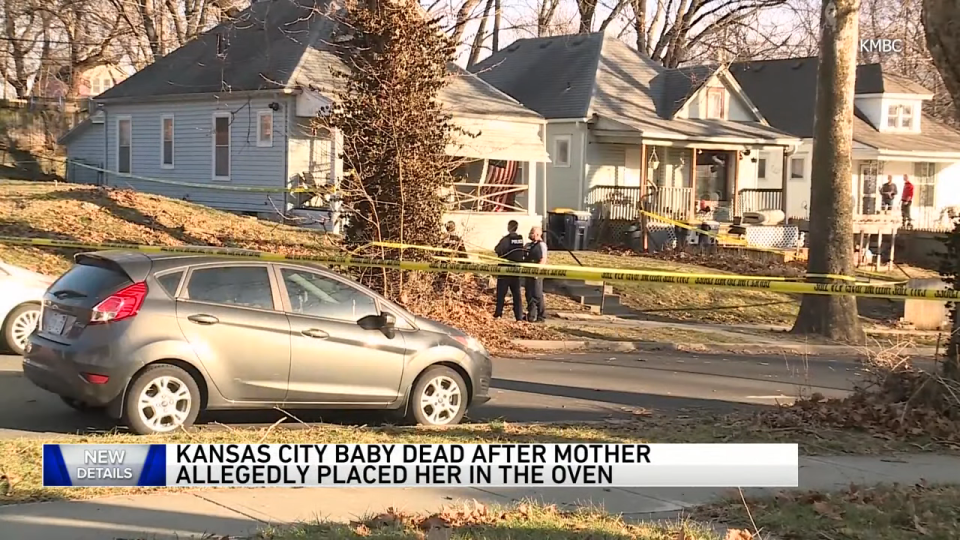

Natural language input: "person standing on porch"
[901,175,914,228]
[880,176,898,212]
[524,226,548,323]
[493,220,526,321]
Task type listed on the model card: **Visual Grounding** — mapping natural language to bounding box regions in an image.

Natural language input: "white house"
[470,30,802,229]
[731,58,960,230]
[58,0,550,248]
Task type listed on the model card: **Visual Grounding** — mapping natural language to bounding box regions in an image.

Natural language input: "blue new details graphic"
[42,444,168,487]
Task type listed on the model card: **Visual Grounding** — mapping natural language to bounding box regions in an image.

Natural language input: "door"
[176,264,291,402]
[275,265,407,404]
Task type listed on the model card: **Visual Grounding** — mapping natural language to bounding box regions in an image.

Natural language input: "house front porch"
[586,141,796,225]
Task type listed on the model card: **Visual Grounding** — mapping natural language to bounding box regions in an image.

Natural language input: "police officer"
[493,220,526,321]
[524,226,548,323]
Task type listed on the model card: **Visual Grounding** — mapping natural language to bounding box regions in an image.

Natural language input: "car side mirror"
[358,313,397,338]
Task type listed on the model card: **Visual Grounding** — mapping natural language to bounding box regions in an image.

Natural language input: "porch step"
[579,294,622,309]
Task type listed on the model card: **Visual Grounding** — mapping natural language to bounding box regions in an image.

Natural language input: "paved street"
[0,351,864,438]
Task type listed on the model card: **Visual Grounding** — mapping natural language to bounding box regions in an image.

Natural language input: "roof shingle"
[471,32,796,142]
[729,57,960,153]
[98,0,539,120]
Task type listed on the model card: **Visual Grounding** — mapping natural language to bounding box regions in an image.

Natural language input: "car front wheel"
[3,303,40,356]
[407,366,468,426]
[122,364,201,435]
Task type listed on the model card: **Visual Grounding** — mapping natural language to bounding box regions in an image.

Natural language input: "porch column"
[732,151,741,217]
[781,148,789,217]
[689,147,697,221]
[526,159,537,217]
[639,143,648,252]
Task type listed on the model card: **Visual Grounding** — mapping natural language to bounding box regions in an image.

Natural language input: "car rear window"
[157,271,184,297]
[50,262,132,298]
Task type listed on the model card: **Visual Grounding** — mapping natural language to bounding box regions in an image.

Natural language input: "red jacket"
[902,181,914,202]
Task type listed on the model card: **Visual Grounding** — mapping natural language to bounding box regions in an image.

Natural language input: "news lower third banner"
[42,443,800,488]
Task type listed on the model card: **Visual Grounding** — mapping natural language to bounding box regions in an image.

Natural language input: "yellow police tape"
[637,209,897,284]
[0,235,955,302]
[57,158,332,194]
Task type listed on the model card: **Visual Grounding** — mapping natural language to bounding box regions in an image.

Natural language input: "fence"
[587,185,695,222]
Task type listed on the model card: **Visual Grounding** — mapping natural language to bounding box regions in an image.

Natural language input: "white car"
[0,261,55,356]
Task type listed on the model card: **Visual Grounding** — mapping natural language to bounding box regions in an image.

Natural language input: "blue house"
[59,0,550,246]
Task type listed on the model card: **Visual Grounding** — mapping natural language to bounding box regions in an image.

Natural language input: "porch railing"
[588,185,642,220]
[587,185,694,221]
[738,188,782,213]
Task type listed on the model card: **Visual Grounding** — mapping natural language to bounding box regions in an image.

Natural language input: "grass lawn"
[0,180,339,275]
[256,503,724,539]
[1,420,950,505]
[697,483,960,540]
[552,324,747,344]
[549,251,801,326]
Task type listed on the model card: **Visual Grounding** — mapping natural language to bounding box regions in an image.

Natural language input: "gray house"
[470,30,802,225]
[59,0,550,247]
[731,58,960,230]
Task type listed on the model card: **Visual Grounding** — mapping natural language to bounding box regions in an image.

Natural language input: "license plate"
[45,312,67,335]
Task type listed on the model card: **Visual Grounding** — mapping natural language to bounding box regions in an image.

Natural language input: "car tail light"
[83,373,110,384]
[90,282,148,324]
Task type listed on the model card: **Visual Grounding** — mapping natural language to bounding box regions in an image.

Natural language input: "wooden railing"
[738,188,782,213]
[587,185,693,221]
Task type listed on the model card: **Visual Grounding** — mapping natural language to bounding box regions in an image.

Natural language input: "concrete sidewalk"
[1,454,959,539]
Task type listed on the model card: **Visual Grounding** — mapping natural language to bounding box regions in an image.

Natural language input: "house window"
[102,78,113,90]
[706,88,725,119]
[553,135,571,167]
[213,113,231,180]
[790,157,804,179]
[257,110,273,147]
[161,115,174,169]
[887,104,915,129]
[92,79,101,95]
[117,117,132,174]
[914,162,937,207]
[757,158,767,179]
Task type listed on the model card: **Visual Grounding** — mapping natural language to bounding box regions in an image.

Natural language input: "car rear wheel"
[122,364,201,435]
[3,303,40,356]
[406,366,468,426]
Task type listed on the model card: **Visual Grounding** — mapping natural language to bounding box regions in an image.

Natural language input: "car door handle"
[301,328,329,339]
[187,314,219,325]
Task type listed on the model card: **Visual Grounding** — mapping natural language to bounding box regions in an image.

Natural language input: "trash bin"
[546,208,574,250]
[564,211,592,250]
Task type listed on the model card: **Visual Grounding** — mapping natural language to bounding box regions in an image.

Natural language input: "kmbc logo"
[860,38,904,54]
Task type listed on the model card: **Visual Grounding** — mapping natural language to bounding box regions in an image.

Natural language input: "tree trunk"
[467,0,493,67]
[790,0,865,344]
[923,0,960,379]
[577,0,597,33]
[922,0,960,123]
[492,0,501,52]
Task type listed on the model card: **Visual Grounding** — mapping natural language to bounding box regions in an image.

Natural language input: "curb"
[513,339,939,358]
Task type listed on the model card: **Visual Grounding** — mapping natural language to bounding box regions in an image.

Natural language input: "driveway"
[0,351,864,438]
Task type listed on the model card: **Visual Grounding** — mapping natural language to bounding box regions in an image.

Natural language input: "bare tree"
[1,0,43,98]
[112,0,239,69]
[623,0,788,67]
[39,0,123,96]
[791,0,864,343]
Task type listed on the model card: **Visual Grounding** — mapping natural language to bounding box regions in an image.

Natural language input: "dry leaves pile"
[342,501,724,539]
[758,354,960,449]
[0,183,556,353]
[595,244,806,279]
[700,482,960,540]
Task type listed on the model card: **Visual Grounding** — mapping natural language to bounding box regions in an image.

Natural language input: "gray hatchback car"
[23,251,492,435]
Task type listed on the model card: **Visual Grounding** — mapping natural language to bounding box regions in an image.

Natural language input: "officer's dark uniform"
[524,240,547,322]
[493,231,526,320]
